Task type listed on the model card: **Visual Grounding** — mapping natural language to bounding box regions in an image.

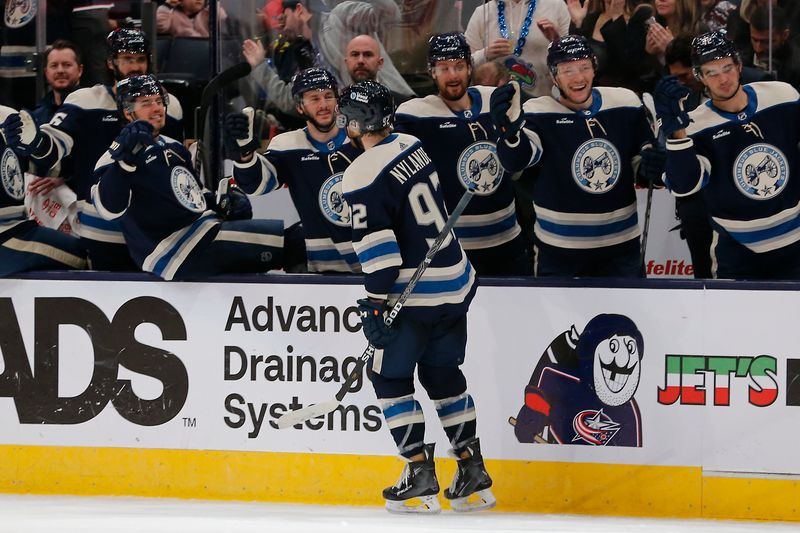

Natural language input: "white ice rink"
[2,494,800,533]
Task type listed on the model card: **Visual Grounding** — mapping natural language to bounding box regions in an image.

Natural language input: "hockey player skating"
[394,32,531,276]
[6,28,184,271]
[90,75,285,280]
[224,67,363,273]
[0,105,87,276]
[489,35,666,277]
[339,80,495,514]
[655,30,800,280]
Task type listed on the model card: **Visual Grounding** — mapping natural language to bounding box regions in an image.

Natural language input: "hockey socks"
[380,395,426,459]
[434,393,477,452]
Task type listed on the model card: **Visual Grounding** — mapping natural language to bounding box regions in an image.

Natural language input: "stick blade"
[275,399,341,429]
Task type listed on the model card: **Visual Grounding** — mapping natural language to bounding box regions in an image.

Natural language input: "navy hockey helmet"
[546,35,596,76]
[337,80,395,134]
[427,32,472,68]
[107,28,151,59]
[116,74,168,115]
[291,67,338,103]
[691,30,740,76]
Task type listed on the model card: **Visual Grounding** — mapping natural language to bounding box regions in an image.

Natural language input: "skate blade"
[449,488,496,512]
[385,495,442,514]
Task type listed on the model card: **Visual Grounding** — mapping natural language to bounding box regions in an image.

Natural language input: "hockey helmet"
[546,35,597,76]
[337,80,395,134]
[691,30,740,76]
[291,67,338,103]
[428,32,472,68]
[107,28,151,59]
[116,74,168,114]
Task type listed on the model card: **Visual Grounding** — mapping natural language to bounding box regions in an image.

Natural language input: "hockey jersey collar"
[447,87,484,120]
[304,127,347,154]
[563,88,603,118]
[703,84,758,124]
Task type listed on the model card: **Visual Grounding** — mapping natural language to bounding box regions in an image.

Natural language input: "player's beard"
[303,109,336,133]
[347,132,364,150]
[708,80,741,103]
[436,77,468,102]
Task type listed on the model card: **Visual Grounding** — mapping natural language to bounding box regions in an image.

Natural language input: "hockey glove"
[2,111,52,159]
[215,185,253,221]
[638,143,667,187]
[357,298,399,349]
[110,120,154,168]
[223,108,260,160]
[653,75,691,136]
[490,81,525,140]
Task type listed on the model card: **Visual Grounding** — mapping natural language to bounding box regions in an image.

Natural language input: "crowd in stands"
[1,0,800,281]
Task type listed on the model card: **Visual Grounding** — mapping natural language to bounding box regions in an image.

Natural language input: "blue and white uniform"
[34,84,183,270]
[91,136,284,281]
[395,86,530,275]
[0,106,87,276]
[665,82,800,279]
[497,87,652,277]
[237,127,363,273]
[342,131,478,461]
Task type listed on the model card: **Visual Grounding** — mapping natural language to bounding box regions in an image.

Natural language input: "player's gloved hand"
[223,108,259,160]
[1,111,51,159]
[490,80,525,140]
[653,75,691,136]
[109,120,154,168]
[208,184,253,221]
[357,298,398,349]
[638,143,667,187]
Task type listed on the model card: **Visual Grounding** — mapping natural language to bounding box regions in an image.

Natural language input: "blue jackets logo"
[1,148,24,201]
[733,143,788,200]
[4,0,35,28]
[171,166,206,212]
[457,141,502,196]
[571,138,621,194]
[318,172,351,227]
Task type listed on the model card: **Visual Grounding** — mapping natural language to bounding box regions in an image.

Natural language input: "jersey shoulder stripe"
[268,129,313,152]
[63,85,117,111]
[342,133,422,194]
[396,94,451,119]
[596,86,641,110]
[750,81,800,110]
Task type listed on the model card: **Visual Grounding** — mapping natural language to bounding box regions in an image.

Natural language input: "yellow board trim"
[0,445,797,521]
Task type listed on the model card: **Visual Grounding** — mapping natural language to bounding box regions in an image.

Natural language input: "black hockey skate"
[444,438,496,512]
[383,443,441,514]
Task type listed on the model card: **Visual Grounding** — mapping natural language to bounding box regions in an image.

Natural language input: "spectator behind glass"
[727,0,800,52]
[744,6,800,87]
[646,0,703,63]
[568,0,660,93]
[344,34,415,106]
[70,1,114,88]
[156,0,227,38]
[465,0,570,98]
[700,0,737,33]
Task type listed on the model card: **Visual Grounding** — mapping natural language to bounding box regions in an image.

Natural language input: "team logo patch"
[318,172,350,227]
[170,166,206,212]
[571,138,621,194]
[5,0,35,28]
[733,143,788,200]
[1,148,24,201]
[457,141,502,196]
[571,409,621,446]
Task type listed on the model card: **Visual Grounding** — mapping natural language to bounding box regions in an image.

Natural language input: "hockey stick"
[640,92,665,260]
[276,185,477,429]
[194,61,253,187]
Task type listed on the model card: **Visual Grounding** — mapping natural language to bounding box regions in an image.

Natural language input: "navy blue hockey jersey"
[665,82,800,253]
[91,136,282,280]
[342,133,476,321]
[235,127,363,273]
[0,106,26,230]
[394,86,521,250]
[498,87,652,250]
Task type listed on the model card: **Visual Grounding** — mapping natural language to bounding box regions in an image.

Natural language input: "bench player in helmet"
[393,32,531,276]
[655,30,800,280]
[490,35,665,277]
[6,28,184,271]
[90,75,284,280]
[339,80,495,514]
[0,106,87,276]
[224,67,364,273]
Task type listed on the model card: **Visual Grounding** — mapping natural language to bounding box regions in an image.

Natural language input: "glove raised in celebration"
[653,76,691,137]
[109,120,154,168]
[489,80,524,140]
[357,298,398,349]
[223,108,259,160]
[2,111,52,159]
